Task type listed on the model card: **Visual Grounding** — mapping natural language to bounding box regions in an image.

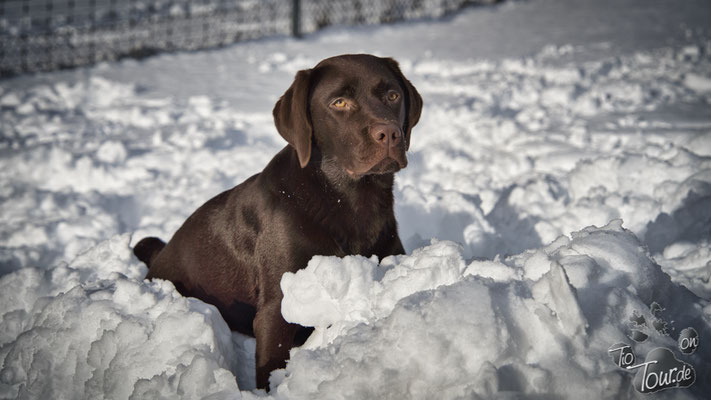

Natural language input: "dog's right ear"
[273,69,313,168]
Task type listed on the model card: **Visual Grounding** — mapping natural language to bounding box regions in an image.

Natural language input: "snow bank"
[2,222,708,399]
[277,220,710,399]
[0,235,241,399]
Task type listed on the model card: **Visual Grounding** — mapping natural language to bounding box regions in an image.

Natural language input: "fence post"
[292,0,301,38]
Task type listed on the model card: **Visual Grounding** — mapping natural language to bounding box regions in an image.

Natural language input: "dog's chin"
[345,156,407,179]
[368,157,404,174]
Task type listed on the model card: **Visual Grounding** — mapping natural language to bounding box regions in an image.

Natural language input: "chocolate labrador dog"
[133,54,422,389]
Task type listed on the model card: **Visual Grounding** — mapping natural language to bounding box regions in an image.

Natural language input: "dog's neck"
[264,145,396,255]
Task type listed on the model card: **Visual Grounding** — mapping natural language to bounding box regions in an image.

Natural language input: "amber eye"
[387,91,400,102]
[332,98,348,108]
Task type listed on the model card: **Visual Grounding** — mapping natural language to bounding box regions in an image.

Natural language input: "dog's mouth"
[345,155,407,178]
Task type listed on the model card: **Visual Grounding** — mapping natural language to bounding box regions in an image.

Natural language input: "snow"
[277,221,707,399]
[1,0,711,398]
[0,235,240,399]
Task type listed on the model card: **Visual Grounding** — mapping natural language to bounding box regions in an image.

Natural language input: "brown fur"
[134,54,422,389]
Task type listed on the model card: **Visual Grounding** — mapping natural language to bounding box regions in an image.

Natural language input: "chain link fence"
[0,0,498,78]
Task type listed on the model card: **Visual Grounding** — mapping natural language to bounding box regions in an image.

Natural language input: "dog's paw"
[609,303,700,394]
[626,302,673,343]
[627,310,649,343]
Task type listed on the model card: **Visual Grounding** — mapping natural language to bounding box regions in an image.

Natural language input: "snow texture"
[277,220,708,399]
[1,0,711,398]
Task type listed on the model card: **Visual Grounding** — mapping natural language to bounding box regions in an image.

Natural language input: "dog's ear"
[273,69,313,168]
[384,58,422,150]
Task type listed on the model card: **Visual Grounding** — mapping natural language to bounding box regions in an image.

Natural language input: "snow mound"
[0,235,239,400]
[1,224,709,399]
[277,220,710,399]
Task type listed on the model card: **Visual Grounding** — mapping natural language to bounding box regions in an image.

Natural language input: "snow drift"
[0,235,240,399]
[1,222,709,399]
[277,220,710,399]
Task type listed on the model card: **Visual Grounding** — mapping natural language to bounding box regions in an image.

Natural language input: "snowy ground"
[1,0,711,398]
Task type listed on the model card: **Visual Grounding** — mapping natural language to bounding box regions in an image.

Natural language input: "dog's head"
[273,54,422,179]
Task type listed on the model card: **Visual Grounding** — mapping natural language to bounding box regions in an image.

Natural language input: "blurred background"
[1,0,499,77]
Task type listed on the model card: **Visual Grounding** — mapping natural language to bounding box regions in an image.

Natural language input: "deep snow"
[1,0,711,398]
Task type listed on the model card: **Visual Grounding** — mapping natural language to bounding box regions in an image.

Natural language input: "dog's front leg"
[253,301,298,390]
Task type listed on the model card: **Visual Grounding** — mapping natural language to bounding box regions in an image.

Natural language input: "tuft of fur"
[133,237,166,268]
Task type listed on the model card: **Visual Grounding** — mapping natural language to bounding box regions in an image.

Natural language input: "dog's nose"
[370,123,402,148]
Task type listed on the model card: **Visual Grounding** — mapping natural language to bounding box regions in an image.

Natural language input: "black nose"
[370,123,402,148]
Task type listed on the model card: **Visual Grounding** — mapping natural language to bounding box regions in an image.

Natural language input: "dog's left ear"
[384,58,422,150]
[273,69,313,168]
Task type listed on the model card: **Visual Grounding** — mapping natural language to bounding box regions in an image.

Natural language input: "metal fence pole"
[292,0,301,38]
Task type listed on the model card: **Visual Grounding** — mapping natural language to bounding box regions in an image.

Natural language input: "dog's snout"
[370,123,402,147]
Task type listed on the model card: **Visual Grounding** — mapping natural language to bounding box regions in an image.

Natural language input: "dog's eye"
[387,91,400,102]
[331,98,348,108]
